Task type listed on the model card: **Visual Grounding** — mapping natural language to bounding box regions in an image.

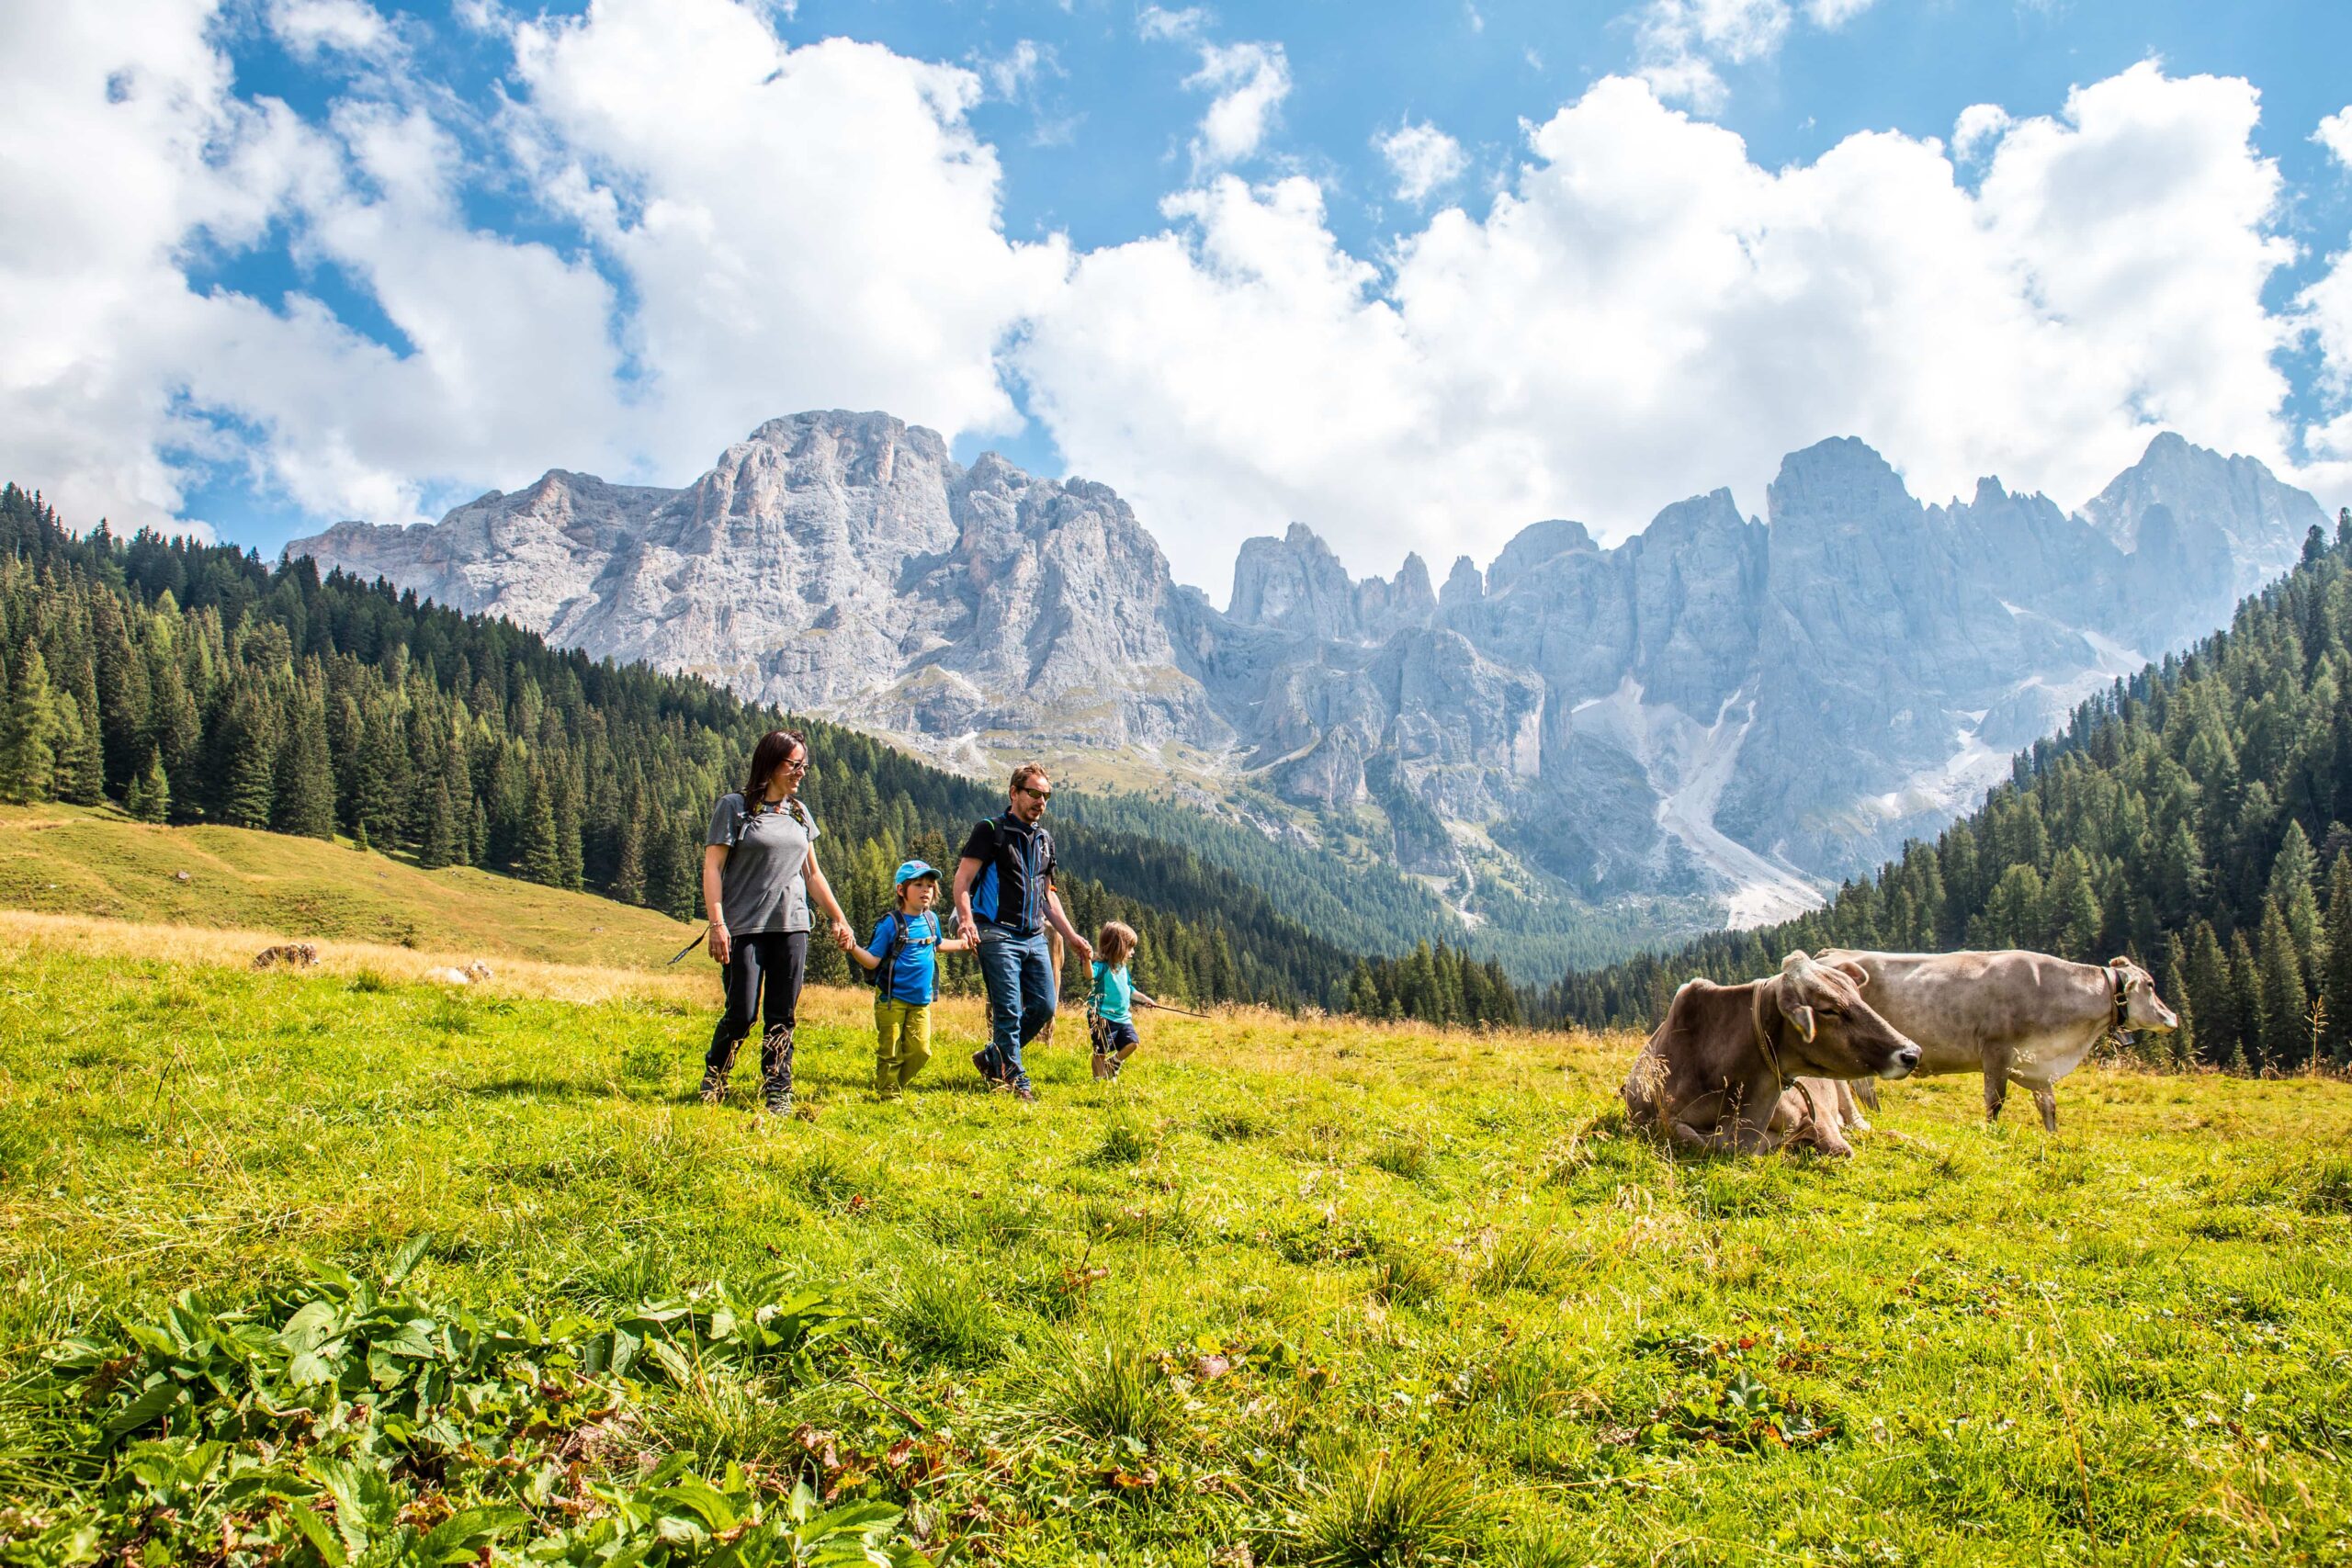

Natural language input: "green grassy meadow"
[0,806,697,970]
[2,911,2348,1566]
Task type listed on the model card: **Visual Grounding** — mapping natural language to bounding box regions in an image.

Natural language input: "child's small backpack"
[862,911,937,991]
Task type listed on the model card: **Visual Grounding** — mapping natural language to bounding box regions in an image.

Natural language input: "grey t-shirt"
[706,793,820,935]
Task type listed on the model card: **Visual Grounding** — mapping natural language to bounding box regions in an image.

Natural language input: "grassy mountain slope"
[0,803,695,970]
[2,927,2347,1562]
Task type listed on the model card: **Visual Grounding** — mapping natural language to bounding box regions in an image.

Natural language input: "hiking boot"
[758,1026,795,1114]
[698,1066,729,1105]
[1012,1077,1038,1104]
[972,1048,1000,1085]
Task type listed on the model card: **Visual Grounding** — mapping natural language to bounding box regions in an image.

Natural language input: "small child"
[1088,920,1158,1080]
[842,860,971,1098]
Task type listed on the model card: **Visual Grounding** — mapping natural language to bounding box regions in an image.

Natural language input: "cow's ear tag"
[1786,1003,1816,1043]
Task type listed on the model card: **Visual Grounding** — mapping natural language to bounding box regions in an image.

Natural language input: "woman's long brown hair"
[743,730,808,805]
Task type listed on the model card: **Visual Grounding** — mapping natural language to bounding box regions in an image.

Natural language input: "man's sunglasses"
[1020,785,1053,801]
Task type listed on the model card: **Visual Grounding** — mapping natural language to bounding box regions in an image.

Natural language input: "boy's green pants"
[874,998,933,1095]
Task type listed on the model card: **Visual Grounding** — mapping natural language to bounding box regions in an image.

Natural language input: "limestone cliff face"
[300,412,1229,767]
[292,415,2329,925]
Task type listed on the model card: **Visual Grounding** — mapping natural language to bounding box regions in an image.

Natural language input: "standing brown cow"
[1815,949,2179,1131]
[1622,952,1923,1156]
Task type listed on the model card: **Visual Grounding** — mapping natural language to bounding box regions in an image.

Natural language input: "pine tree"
[517,769,564,886]
[2325,852,2352,1065]
[212,683,279,830]
[2184,921,2233,1068]
[2256,897,2311,1071]
[272,693,336,839]
[552,766,584,890]
[417,779,460,870]
[2045,848,2102,960]
[2157,930,2194,1067]
[146,642,200,787]
[0,640,57,804]
[2227,931,2263,1074]
[51,691,103,805]
[125,748,170,824]
[2267,819,2325,971]
[354,707,409,850]
[609,795,647,905]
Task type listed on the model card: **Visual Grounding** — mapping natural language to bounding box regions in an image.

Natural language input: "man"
[954,763,1094,1101]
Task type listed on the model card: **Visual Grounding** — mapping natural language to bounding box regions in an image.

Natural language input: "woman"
[699,730,854,1113]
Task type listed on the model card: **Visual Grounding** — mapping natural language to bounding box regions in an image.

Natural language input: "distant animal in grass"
[250,943,320,971]
[426,962,494,986]
[1815,948,2179,1132]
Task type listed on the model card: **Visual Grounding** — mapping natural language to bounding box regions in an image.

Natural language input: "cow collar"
[1748,982,1787,1090]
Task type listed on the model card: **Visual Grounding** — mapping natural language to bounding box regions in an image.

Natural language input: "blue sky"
[8,0,2352,592]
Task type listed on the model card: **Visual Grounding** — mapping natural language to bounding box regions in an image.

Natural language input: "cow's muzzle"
[1880,1044,1922,1080]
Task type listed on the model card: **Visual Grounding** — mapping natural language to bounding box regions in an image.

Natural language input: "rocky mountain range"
[291,412,2331,933]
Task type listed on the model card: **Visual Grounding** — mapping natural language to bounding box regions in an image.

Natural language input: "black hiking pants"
[706,930,808,1085]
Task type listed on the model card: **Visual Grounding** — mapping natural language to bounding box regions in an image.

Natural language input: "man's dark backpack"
[862,911,939,992]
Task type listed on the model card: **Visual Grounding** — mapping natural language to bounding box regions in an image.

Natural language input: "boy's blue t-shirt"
[1091,960,1133,1024]
[868,911,941,1005]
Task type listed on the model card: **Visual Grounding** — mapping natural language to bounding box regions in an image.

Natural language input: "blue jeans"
[976,923,1056,1086]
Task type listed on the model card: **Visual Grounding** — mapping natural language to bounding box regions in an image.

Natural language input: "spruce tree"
[2045,849,2102,959]
[2267,820,2325,970]
[2325,852,2352,1065]
[417,779,459,870]
[2157,930,2194,1067]
[552,766,584,890]
[272,694,336,840]
[610,795,647,905]
[517,770,564,886]
[2227,931,2263,1074]
[125,748,170,824]
[146,643,200,785]
[0,640,57,804]
[51,691,103,806]
[212,683,279,830]
[2256,897,2312,1071]
[354,707,409,850]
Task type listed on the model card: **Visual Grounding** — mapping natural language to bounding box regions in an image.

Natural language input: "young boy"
[1087,920,1158,1080]
[842,860,971,1098]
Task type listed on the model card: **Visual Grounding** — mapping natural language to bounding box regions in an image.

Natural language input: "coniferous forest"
[1540,508,2352,1073]
[0,483,1455,1014]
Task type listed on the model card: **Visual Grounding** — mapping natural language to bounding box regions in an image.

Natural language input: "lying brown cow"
[1622,952,1922,1156]
[1815,949,2178,1132]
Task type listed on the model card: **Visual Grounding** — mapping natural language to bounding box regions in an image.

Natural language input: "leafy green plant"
[20,1245,876,1566]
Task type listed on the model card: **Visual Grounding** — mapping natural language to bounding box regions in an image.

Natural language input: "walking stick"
[665,927,709,965]
[1140,997,1211,1020]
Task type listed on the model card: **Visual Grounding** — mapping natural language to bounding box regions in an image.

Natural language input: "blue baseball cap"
[893,859,941,886]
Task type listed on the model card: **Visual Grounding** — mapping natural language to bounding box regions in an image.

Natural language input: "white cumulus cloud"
[510,0,1069,476]
[1182,39,1290,169]
[1951,102,2011,161]
[1631,0,1871,112]
[1376,121,1467,203]
[1022,66,2309,592]
[2317,105,2352,167]
[268,0,395,61]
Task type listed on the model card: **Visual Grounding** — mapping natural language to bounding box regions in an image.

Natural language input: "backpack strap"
[872,910,910,989]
